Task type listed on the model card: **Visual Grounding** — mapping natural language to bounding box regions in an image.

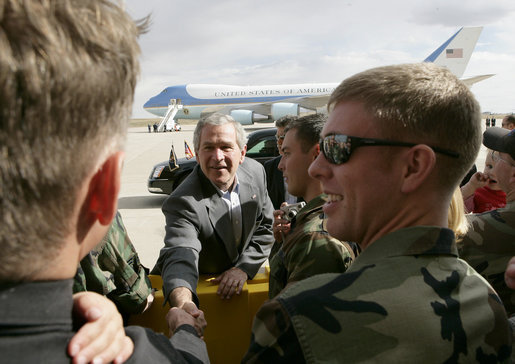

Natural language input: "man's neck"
[302,181,323,204]
[358,194,450,251]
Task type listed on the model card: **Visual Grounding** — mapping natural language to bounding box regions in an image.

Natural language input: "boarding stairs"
[157,99,183,132]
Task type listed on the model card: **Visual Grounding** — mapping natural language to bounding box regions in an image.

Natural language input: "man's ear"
[312,143,321,160]
[87,151,125,225]
[400,145,436,194]
[240,145,247,164]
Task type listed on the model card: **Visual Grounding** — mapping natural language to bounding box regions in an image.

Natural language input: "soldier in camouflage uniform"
[74,211,153,319]
[269,114,356,298]
[459,127,515,347]
[243,63,512,363]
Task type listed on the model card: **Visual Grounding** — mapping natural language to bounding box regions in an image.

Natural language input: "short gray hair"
[193,113,247,152]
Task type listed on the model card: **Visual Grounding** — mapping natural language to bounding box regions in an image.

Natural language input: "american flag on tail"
[446,48,463,58]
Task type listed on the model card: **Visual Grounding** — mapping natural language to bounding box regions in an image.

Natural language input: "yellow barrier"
[129,273,269,364]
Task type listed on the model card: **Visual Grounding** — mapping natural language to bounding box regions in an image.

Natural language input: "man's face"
[278,129,317,199]
[502,117,515,130]
[197,123,246,191]
[492,151,515,194]
[308,101,399,246]
[276,127,286,155]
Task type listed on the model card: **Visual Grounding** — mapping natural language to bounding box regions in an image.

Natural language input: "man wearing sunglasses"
[243,63,511,363]
[459,127,515,341]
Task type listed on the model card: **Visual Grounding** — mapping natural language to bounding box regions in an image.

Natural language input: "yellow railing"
[129,270,270,364]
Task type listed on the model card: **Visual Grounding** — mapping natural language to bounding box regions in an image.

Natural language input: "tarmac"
[119,121,490,269]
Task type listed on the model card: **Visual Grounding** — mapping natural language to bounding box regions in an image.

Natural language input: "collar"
[351,226,458,267]
[295,194,325,221]
[210,175,239,196]
[0,279,73,326]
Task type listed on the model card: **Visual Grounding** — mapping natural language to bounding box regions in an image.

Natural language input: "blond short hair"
[0,0,145,281]
[329,63,482,190]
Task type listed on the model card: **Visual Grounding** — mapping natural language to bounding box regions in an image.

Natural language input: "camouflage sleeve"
[73,212,152,315]
[242,298,306,364]
[285,232,354,285]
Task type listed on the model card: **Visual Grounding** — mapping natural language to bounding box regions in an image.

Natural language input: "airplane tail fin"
[424,26,482,78]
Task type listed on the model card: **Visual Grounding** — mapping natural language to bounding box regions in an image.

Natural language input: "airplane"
[143,27,493,129]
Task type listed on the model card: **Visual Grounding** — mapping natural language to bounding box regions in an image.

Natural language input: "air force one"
[144,27,493,129]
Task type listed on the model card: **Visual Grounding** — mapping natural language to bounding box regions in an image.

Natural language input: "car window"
[246,135,277,159]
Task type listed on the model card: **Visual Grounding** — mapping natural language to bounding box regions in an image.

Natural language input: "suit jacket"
[154,157,274,304]
[264,155,286,210]
[0,279,209,363]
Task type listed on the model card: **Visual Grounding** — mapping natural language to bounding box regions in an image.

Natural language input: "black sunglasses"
[320,134,460,165]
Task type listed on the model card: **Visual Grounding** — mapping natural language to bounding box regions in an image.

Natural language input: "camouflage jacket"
[268,195,356,298]
[243,226,512,363]
[459,200,515,317]
[73,212,152,315]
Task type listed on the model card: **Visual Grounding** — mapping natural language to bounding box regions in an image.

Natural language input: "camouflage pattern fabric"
[459,201,515,317]
[268,194,356,298]
[243,226,512,363]
[73,212,152,315]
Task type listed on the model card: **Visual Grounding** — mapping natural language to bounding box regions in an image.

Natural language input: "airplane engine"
[230,110,269,125]
[271,103,299,120]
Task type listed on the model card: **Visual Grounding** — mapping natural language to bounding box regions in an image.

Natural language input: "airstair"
[157,99,183,132]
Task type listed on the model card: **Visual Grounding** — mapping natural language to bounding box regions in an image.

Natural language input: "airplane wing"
[206,94,330,115]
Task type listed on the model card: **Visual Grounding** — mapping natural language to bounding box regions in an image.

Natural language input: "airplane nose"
[143,97,153,109]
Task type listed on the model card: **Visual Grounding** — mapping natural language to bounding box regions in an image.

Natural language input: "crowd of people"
[0,1,513,363]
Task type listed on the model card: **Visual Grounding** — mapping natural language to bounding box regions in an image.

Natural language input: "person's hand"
[166,306,207,338]
[461,172,489,199]
[505,256,515,290]
[213,267,248,299]
[273,203,291,242]
[68,292,133,364]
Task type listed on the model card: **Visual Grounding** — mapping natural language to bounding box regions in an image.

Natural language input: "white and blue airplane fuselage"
[144,27,492,126]
[143,83,338,124]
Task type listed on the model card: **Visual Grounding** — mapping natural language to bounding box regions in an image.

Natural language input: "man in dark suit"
[264,115,298,209]
[154,113,274,313]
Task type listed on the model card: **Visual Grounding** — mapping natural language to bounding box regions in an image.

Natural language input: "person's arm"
[242,298,305,363]
[286,233,354,286]
[460,172,488,200]
[102,212,153,314]
[154,195,204,306]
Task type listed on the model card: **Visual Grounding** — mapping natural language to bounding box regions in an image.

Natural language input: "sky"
[125,0,515,119]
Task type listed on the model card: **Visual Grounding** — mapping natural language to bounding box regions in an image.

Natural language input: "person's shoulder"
[243,156,264,168]
[467,202,515,224]
[264,155,281,167]
[240,157,266,180]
